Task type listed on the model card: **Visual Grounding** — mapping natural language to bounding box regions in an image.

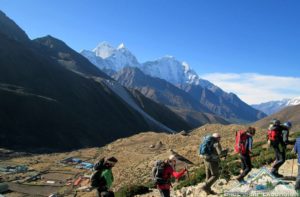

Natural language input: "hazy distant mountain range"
[252,97,300,115]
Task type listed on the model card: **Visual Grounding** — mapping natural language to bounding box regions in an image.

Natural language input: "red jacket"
[157,165,186,190]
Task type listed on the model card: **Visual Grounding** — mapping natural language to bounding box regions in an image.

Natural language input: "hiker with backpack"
[235,127,256,184]
[199,133,227,195]
[91,157,118,197]
[282,121,294,145]
[268,119,286,177]
[152,155,187,197]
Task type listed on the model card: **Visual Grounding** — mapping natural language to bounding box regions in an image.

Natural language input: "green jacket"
[101,168,114,189]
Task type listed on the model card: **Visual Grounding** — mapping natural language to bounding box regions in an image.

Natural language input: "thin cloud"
[200,73,300,104]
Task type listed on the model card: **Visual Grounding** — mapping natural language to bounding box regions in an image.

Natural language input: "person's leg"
[98,191,115,197]
[240,153,246,171]
[96,190,101,197]
[295,165,300,190]
[159,189,170,197]
[276,148,286,173]
[237,154,252,181]
[272,147,285,177]
[243,154,252,176]
[204,160,211,182]
[271,144,281,174]
[206,161,220,190]
[108,191,115,197]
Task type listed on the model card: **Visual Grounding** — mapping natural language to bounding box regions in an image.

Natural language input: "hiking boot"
[201,185,212,195]
[208,189,218,195]
[274,173,284,178]
[239,179,247,184]
[271,172,283,178]
[237,177,247,184]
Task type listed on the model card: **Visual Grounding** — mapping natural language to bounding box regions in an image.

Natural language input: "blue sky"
[1,0,300,103]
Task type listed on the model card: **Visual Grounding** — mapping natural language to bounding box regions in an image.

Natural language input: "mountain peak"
[117,43,126,50]
[0,10,29,42]
[96,41,112,47]
[160,55,176,61]
[93,41,115,58]
[34,35,69,51]
[182,61,190,72]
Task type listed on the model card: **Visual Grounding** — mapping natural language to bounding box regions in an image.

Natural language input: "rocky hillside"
[254,104,300,129]
[179,83,266,123]
[0,10,191,152]
[112,67,229,127]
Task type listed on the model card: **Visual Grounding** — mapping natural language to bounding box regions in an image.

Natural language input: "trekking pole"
[185,163,190,180]
[291,158,295,177]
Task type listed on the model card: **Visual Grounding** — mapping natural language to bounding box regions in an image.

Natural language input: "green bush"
[290,131,300,138]
[115,185,150,197]
[174,166,206,190]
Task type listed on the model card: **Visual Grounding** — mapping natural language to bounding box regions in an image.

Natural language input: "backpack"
[91,158,106,188]
[152,160,168,185]
[199,135,214,155]
[234,130,248,154]
[267,125,282,142]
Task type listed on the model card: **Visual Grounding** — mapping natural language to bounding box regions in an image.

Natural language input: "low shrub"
[115,185,150,197]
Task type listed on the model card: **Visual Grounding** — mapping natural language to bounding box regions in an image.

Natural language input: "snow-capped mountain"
[81,42,266,123]
[81,42,201,85]
[141,56,201,85]
[287,97,300,106]
[252,97,300,115]
[81,42,140,71]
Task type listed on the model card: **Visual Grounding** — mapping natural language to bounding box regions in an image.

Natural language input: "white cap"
[168,155,176,161]
[212,133,221,138]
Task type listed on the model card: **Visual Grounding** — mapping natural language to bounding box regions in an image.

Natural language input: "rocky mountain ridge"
[252,97,300,115]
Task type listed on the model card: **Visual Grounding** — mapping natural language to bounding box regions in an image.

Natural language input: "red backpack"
[234,130,248,154]
[267,129,280,141]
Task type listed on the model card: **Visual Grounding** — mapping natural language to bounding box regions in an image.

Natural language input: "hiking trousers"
[295,165,300,190]
[159,189,170,197]
[238,153,252,180]
[96,190,114,197]
[204,159,219,189]
[271,143,286,173]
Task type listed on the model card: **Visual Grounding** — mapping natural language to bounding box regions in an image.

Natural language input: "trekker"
[268,119,286,177]
[235,127,256,183]
[293,137,300,190]
[200,133,227,195]
[153,155,187,197]
[91,157,118,197]
[282,121,294,145]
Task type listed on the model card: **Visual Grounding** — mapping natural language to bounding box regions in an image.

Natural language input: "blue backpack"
[199,135,214,155]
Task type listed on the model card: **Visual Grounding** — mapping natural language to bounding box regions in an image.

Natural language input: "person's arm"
[101,169,114,189]
[214,142,222,155]
[172,168,186,179]
[248,137,253,153]
[282,130,288,144]
[294,140,298,154]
